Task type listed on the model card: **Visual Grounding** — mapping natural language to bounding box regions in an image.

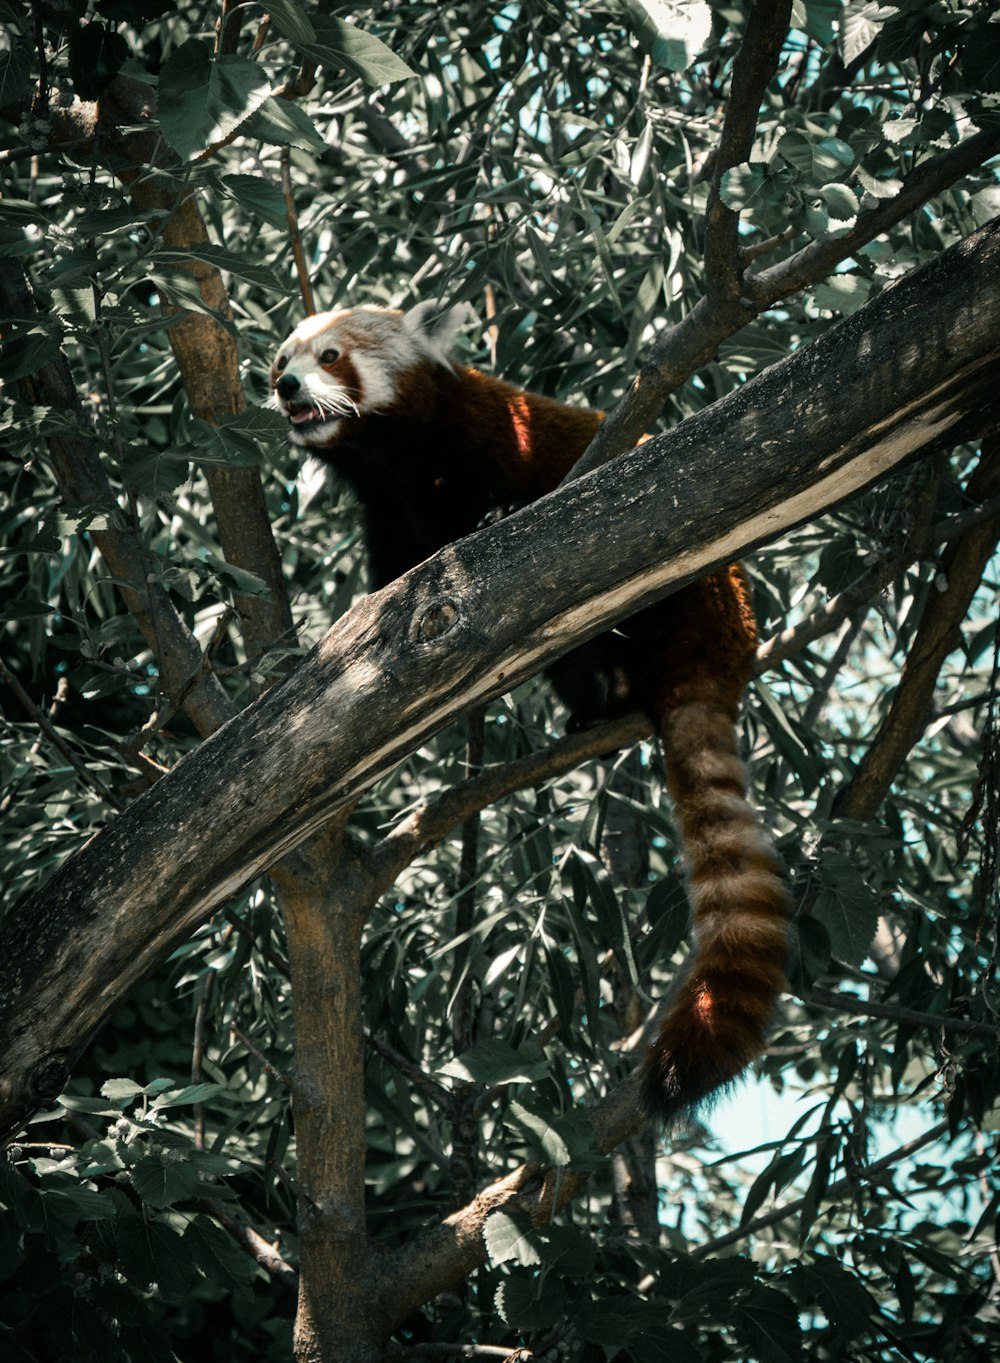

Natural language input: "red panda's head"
[270,302,465,449]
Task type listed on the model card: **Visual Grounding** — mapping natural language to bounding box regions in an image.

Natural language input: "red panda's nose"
[276,373,300,401]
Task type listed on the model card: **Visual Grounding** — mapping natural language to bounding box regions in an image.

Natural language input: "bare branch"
[369,714,651,896]
[809,987,997,1041]
[281,145,317,316]
[704,1,793,303]
[835,438,1000,820]
[0,661,123,811]
[203,1197,298,1299]
[690,1119,951,1258]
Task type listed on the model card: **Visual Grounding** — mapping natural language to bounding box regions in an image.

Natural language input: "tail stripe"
[640,699,789,1125]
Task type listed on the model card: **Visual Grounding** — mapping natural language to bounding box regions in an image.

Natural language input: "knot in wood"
[413,597,460,644]
[29,1052,71,1102]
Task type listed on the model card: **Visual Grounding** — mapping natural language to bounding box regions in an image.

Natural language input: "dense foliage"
[1,1,999,1360]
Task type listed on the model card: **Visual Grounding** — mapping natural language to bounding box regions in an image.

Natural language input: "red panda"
[271,302,789,1127]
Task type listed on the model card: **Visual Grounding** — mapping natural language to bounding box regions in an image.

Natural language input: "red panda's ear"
[402,302,468,365]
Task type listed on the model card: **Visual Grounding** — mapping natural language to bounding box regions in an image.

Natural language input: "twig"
[229,1022,293,1089]
[281,144,316,315]
[369,713,651,898]
[202,1196,298,1299]
[690,1118,952,1258]
[0,658,123,811]
[809,987,998,1041]
[835,440,1000,820]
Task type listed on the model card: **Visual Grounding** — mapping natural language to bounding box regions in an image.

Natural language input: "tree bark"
[270,828,379,1362]
[1,217,999,1142]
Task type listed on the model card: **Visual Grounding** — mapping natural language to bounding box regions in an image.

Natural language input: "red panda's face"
[271,303,464,449]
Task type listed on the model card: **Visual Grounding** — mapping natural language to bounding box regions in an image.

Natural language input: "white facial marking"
[272,304,462,447]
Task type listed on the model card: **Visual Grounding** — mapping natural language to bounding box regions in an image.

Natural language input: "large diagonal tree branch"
[1,217,998,1143]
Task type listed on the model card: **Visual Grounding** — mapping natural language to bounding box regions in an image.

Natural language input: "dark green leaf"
[297,18,415,86]
[158,40,272,160]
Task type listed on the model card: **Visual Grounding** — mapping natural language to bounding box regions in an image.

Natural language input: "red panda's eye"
[275,354,288,372]
[320,348,340,365]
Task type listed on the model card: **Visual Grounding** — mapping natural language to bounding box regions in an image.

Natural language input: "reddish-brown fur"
[272,306,789,1125]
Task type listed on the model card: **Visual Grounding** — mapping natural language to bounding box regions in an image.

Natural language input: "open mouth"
[285,401,329,426]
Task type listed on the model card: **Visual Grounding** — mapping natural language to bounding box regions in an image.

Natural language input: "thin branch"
[229,1022,293,1089]
[704,1,793,303]
[369,713,651,897]
[281,144,316,315]
[690,1119,951,1258]
[809,986,998,1041]
[835,439,1000,820]
[756,492,1000,674]
[202,1196,298,1299]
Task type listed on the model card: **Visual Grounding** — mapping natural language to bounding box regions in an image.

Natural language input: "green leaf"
[155,244,285,291]
[221,173,289,228]
[241,95,326,149]
[791,0,840,45]
[158,40,272,161]
[120,446,192,498]
[778,131,855,185]
[505,1099,571,1165]
[719,162,769,212]
[151,1082,226,1108]
[802,1255,876,1338]
[183,1214,256,1297]
[484,1210,541,1266]
[840,3,884,67]
[297,18,416,86]
[0,41,31,108]
[200,553,270,598]
[222,406,292,439]
[130,1150,202,1208]
[0,328,62,382]
[570,850,638,985]
[439,1038,548,1086]
[495,1268,567,1328]
[100,1078,146,1104]
[116,1211,196,1297]
[264,0,317,45]
[627,0,712,72]
[819,182,858,221]
[732,1285,803,1363]
[812,850,881,965]
[41,1183,116,1224]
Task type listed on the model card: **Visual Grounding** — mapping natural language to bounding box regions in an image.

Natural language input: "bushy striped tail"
[639,698,789,1126]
